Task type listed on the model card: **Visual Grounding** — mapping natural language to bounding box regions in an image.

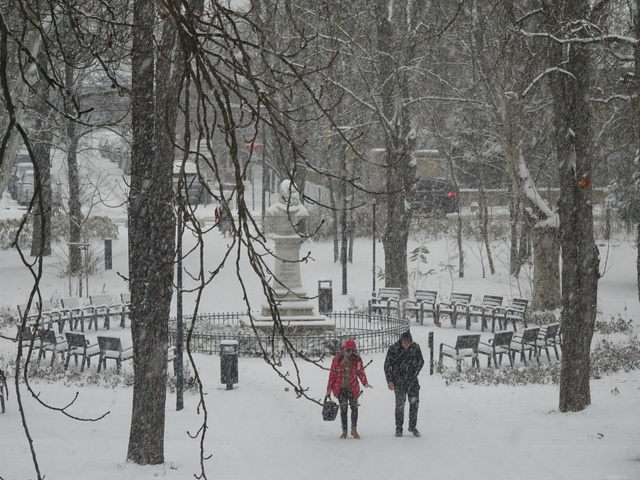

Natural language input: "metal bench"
[438,292,472,328]
[64,332,101,371]
[508,327,540,365]
[478,330,514,367]
[404,290,439,325]
[368,287,401,316]
[0,368,7,413]
[89,294,125,330]
[439,334,480,372]
[467,294,504,332]
[60,297,97,332]
[97,336,133,373]
[119,292,131,328]
[536,323,561,362]
[37,330,68,367]
[496,298,529,331]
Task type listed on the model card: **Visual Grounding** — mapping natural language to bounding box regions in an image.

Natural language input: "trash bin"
[220,340,238,390]
[318,280,333,314]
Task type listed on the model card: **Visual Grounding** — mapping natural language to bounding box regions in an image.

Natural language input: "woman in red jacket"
[326,339,372,439]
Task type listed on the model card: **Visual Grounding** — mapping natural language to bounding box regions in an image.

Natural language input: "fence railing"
[168,311,410,357]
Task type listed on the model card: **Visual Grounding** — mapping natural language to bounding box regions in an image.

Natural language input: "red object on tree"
[578,175,590,189]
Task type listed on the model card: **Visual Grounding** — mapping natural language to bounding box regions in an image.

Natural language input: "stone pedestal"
[245,180,334,331]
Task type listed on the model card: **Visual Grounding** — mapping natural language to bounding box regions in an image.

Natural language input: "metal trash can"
[220,340,238,390]
[318,280,333,314]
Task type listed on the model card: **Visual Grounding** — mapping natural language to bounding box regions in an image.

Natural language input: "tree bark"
[127,0,173,464]
[31,50,53,257]
[545,0,599,413]
[530,227,561,311]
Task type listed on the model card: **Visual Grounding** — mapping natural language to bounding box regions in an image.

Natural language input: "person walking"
[215,203,233,238]
[384,331,424,437]
[326,339,372,439]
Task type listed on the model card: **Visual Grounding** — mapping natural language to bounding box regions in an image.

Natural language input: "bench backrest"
[455,334,480,351]
[492,330,513,347]
[90,294,113,307]
[481,295,503,308]
[521,327,540,342]
[377,287,401,300]
[121,292,131,305]
[98,336,123,353]
[449,293,472,305]
[40,329,58,346]
[37,300,54,311]
[414,290,437,304]
[16,326,35,341]
[61,297,81,309]
[65,332,88,349]
[541,323,560,340]
[509,298,529,311]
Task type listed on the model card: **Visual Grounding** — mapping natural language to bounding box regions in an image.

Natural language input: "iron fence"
[168,311,410,358]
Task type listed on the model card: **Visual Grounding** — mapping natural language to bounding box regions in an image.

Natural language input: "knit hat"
[400,331,413,343]
[343,339,357,351]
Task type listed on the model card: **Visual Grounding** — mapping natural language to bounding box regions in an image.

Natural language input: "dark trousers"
[338,388,358,429]
[394,388,419,431]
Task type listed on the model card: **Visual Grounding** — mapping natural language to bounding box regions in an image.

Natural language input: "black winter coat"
[384,341,424,394]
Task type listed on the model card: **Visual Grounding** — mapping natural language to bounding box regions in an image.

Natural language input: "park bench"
[467,294,504,332]
[37,330,68,367]
[536,323,561,362]
[496,298,529,331]
[15,326,41,355]
[439,334,480,372]
[97,336,133,373]
[508,327,540,365]
[404,290,439,326]
[60,297,97,332]
[0,367,7,413]
[478,330,514,368]
[17,304,39,329]
[19,301,65,332]
[368,287,401,316]
[89,294,125,330]
[64,332,101,371]
[37,300,65,332]
[119,292,131,328]
[438,292,472,329]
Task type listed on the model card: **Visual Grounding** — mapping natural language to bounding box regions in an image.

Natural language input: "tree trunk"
[127,0,173,464]
[30,51,53,257]
[376,0,417,297]
[635,0,640,304]
[66,120,83,277]
[546,0,599,413]
[637,224,640,304]
[530,227,561,311]
[509,191,520,276]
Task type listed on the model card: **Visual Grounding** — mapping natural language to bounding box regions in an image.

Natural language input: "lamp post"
[341,175,348,295]
[372,201,376,294]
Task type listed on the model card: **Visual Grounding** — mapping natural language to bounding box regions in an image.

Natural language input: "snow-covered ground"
[1,145,639,480]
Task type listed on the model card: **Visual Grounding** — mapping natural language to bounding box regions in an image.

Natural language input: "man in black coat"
[384,331,424,437]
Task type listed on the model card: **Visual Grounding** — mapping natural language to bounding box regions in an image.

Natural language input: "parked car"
[412,177,459,217]
[15,169,35,206]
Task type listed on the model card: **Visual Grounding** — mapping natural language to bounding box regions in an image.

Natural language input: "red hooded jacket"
[326,339,369,398]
